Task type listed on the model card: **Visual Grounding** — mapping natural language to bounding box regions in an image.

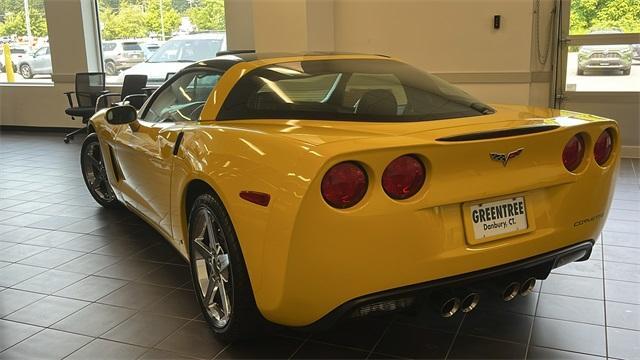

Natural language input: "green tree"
[570,0,640,34]
[100,2,147,40]
[0,8,47,37]
[188,0,225,31]
[144,0,180,39]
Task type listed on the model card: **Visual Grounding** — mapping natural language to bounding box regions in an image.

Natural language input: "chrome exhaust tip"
[461,293,480,313]
[440,297,461,318]
[502,282,520,301]
[519,277,536,297]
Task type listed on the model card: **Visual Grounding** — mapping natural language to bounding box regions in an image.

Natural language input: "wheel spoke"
[218,277,231,318]
[193,237,213,261]
[217,254,229,272]
[203,276,218,306]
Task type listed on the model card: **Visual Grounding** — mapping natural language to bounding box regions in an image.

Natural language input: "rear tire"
[577,68,585,76]
[80,133,119,208]
[105,61,117,76]
[188,192,264,341]
[622,68,631,75]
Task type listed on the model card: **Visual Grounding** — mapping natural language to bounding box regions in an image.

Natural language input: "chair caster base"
[64,136,72,143]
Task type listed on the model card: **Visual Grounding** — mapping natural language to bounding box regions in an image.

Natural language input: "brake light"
[382,155,426,200]
[562,135,585,172]
[321,162,368,209]
[594,129,614,166]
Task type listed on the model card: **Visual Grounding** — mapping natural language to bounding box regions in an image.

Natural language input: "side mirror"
[105,105,137,125]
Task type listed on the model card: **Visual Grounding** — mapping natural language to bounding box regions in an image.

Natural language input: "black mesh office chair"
[64,72,107,143]
[96,74,148,111]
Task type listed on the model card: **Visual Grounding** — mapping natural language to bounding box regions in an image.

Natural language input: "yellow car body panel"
[89,54,619,327]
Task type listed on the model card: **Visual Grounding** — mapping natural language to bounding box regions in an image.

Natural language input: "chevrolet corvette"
[81,52,619,340]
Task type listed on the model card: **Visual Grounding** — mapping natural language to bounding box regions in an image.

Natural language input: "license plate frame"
[462,194,536,245]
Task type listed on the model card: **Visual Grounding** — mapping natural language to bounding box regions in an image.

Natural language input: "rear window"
[218,59,493,122]
[123,43,142,51]
[102,43,116,51]
[10,48,26,54]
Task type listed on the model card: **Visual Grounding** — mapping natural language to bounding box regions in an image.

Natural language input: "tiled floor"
[0,130,638,360]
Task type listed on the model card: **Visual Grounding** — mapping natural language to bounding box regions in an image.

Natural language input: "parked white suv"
[120,32,226,84]
[102,40,145,76]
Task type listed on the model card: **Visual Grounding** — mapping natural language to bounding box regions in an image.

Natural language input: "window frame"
[139,67,225,123]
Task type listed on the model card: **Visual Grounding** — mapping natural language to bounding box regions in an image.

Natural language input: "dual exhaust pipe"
[501,277,536,301]
[432,277,537,317]
[432,291,481,318]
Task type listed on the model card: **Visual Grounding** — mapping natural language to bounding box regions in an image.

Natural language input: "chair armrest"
[64,91,76,108]
[95,92,122,112]
[122,94,149,110]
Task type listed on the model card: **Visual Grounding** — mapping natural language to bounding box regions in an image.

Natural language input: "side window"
[142,71,221,123]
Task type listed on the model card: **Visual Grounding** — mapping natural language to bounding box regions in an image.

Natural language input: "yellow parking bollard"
[3,43,15,82]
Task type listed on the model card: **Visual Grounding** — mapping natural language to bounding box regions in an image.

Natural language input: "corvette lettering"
[573,213,604,227]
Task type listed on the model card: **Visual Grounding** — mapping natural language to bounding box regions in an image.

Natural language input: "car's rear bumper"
[295,240,593,331]
[580,59,631,70]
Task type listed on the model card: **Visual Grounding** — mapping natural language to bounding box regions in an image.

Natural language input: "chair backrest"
[121,74,148,99]
[121,74,148,109]
[75,72,106,107]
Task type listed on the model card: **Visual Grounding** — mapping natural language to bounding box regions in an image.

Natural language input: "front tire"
[622,68,631,75]
[80,133,119,208]
[188,192,264,341]
[20,64,32,79]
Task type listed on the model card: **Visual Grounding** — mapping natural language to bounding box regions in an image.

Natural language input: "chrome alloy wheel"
[192,208,232,328]
[82,141,115,202]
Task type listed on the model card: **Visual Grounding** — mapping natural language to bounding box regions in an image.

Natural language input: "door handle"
[173,132,184,156]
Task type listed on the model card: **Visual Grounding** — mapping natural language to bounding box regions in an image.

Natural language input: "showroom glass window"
[0,0,52,84]
[565,0,640,92]
[95,0,227,85]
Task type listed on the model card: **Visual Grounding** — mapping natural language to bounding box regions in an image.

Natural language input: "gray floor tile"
[65,339,147,360]
[156,320,227,359]
[604,261,640,283]
[54,275,127,301]
[0,288,45,317]
[447,335,527,359]
[215,336,302,359]
[55,253,121,275]
[606,327,640,360]
[12,269,86,295]
[605,279,640,304]
[460,309,533,343]
[98,282,173,310]
[51,302,135,338]
[23,230,83,247]
[606,301,640,330]
[0,244,47,262]
[526,346,604,359]
[541,273,604,300]
[18,248,84,268]
[0,328,91,360]
[5,295,89,327]
[101,312,187,347]
[530,318,606,356]
[373,323,453,359]
[0,319,42,352]
[536,293,605,325]
[144,289,201,319]
[0,264,46,287]
[95,258,162,281]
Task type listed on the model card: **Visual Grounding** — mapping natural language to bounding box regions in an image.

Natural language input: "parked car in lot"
[102,40,145,76]
[17,45,52,79]
[121,32,226,84]
[140,41,162,60]
[0,45,29,73]
[633,44,640,60]
[577,30,633,75]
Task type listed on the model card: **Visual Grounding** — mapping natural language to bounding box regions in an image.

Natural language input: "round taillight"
[382,155,426,200]
[321,162,368,209]
[594,129,614,166]
[562,135,585,172]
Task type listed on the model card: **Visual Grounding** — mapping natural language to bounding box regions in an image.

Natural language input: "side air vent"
[437,125,560,142]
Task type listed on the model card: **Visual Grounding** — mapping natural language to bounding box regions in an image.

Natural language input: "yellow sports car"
[82,52,619,340]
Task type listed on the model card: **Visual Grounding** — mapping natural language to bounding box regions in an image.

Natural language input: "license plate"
[600,62,610,66]
[469,196,528,240]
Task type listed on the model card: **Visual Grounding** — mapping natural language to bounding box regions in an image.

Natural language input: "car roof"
[185,52,389,72]
[169,32,226,40]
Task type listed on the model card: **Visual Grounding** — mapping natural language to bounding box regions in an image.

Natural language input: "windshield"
[218,59,493,122]
[147,38,222,63]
